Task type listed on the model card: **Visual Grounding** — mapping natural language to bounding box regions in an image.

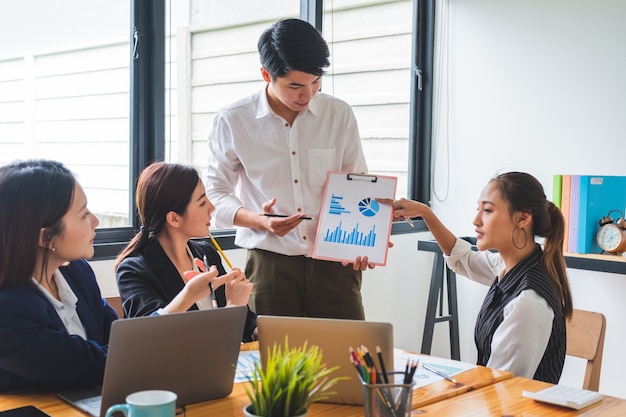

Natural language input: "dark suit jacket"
[0,260,118,392]
[116,238,257,342]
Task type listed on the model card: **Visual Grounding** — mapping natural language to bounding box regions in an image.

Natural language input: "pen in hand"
[393,200,414,228]
[259,213,315,220]
[203,254,218,308]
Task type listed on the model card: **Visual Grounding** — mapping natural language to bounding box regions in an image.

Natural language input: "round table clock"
[596,210,626,254]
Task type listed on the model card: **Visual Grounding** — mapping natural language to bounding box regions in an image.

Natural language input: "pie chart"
[358,197,379,217]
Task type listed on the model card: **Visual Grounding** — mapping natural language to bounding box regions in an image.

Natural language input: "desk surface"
[0,362,511,417]
[414,377,626,416]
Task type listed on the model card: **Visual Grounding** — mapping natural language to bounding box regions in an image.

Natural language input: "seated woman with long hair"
[115,162,257,342]
[0,159,118,391]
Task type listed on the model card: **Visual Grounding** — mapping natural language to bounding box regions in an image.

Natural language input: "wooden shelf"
[564,252,626,275]
[418,239,626,275]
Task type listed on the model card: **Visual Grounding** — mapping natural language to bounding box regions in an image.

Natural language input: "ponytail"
[541,201,573,319]
[114,228,152,270]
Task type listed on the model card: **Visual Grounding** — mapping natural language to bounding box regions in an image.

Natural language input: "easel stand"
[418,240,460,360]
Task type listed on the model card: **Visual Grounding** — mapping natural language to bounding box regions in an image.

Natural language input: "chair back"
[105,296,124,319]
[566,309,606,391]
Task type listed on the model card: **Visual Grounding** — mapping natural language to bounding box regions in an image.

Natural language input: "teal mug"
[105,390,177,417]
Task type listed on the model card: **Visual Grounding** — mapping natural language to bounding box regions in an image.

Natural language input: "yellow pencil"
[209,234,233,269]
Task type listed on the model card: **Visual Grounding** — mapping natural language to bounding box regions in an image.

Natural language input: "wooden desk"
[413,377,626,416]
[0,364,511,417]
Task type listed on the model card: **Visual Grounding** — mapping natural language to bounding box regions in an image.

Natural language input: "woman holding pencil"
[115,162,257,342]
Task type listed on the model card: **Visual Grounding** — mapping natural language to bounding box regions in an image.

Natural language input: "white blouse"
[33,270,87,339]
[444,238,554,379]
[187,246,215,311]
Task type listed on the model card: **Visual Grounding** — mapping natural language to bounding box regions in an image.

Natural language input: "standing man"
[206,18,371,319]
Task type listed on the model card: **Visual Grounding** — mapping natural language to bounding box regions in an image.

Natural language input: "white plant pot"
[243,404,307,417]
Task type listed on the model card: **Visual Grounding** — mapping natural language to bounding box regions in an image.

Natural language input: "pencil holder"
[361,372,415,417]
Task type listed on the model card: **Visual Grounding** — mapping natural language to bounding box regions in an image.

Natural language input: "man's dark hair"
[258,18,330,79]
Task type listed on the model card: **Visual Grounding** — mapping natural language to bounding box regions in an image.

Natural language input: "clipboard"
[312,172,397,266]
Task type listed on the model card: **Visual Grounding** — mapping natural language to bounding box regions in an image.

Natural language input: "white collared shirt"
[187,246,215,310]
[33,270,87,339]
[156,246,215,315]
[206,89,367,257]
[445,238,554,378]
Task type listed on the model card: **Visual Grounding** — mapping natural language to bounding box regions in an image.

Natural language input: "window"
[321,0,414,197]
[0,0,131,228]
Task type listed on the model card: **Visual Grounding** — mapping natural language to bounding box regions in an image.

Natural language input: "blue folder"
[576,175,626,254]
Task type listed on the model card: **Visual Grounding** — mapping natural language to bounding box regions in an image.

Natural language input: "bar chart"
[322,221,377,247]
[313,172,397,265]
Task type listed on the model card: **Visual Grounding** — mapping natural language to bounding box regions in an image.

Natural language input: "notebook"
[257,315,394,406]
[59,306,247,417]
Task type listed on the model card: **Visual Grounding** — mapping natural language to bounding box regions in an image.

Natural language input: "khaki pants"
[245,248,364,319]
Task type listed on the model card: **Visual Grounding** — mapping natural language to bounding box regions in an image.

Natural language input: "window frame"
[93,0,434,260]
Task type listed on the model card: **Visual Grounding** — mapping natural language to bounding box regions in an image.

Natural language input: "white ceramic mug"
[105,390,177,417]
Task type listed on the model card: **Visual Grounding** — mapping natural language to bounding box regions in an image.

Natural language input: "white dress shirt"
[155,246,214,315]
[206,88,367,257]
[33,270,87,339]
[445,238,554,378]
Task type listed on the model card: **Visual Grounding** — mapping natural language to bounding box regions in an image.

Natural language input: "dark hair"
[0,159,76,288]
[491,171,573,319]
[258,18,330,79]
[115,162,200,269]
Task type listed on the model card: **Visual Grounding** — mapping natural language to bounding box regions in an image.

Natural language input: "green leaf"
[244,336,347,417]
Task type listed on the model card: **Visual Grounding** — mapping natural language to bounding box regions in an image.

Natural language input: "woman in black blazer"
[115,162,257,342]
[0,160,118,391]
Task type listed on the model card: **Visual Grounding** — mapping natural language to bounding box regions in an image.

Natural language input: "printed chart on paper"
[313,172,396,265]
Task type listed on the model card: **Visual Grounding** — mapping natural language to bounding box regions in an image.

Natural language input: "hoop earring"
[512,226,528,250]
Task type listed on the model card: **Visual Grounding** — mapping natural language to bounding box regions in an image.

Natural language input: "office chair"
[566,309,606,391]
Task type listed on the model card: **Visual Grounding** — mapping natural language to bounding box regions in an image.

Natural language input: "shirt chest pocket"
[308,148,336,187]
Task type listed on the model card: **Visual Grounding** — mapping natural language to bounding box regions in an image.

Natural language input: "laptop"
[257,316,394,406]
[59,306,247,417]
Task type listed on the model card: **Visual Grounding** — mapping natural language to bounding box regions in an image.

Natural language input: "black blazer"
[0,260,118,391]
[116,238,257,342]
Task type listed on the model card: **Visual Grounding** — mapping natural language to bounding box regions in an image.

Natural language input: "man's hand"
[340,240,394,271]
[260,197,307,237]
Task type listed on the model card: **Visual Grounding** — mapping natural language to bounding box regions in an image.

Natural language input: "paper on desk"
[393,348,477,389]
[234,350,260,383]
[234,349,478,388]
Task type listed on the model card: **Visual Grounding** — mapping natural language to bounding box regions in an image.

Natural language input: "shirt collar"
[255,87,273,119]
[32,269,78,308]
[255,86,318,120]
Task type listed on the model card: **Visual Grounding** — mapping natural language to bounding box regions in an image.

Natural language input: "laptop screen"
[257,315,393,406]
[60,306,247,417]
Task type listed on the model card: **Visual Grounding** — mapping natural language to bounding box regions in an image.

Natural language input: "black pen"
[203,254,218,308]
[259,213,315,220]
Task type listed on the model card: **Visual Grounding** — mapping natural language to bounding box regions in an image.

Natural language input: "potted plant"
[243,337,345,417]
